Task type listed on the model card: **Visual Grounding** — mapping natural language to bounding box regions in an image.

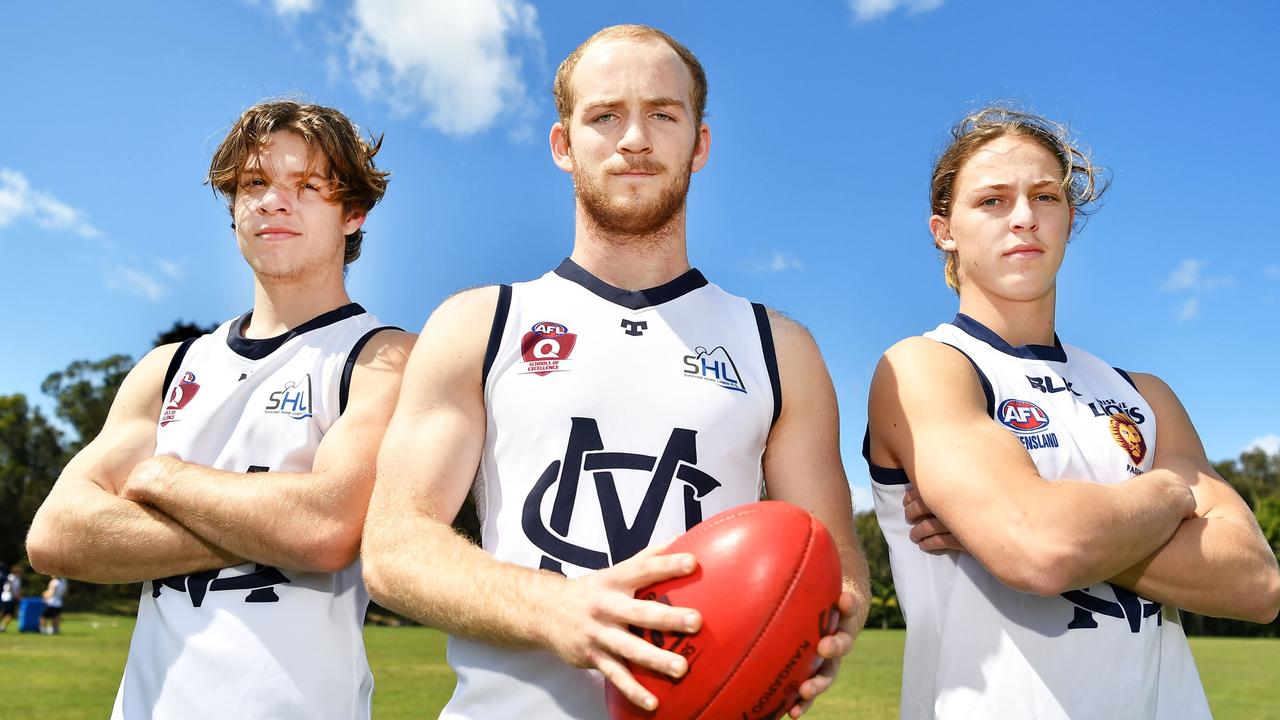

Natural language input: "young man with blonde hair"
[363,25,869,719]
[27,100,413,719]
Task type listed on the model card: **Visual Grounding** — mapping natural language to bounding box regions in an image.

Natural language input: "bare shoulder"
[1126,371,1177,404]
[430,285,505,330]
[353,328,417,373]
[761,306,822,369]
[112,342,187,417]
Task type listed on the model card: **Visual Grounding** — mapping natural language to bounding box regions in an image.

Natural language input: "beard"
[573,154,693,240]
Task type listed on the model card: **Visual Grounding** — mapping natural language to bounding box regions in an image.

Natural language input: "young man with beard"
[362,25,870,719]
[26,101,413,719]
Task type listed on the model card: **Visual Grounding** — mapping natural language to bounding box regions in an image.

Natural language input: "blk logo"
[522,418,721,574]
[152,565,291,607]
[998,399,1050,434]
[1027,375,1081,396]
[1062,583,1161,633]
[265,375,313,420]
[621,319,648,337]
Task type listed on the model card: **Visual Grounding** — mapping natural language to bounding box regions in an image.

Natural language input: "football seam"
[691,516,817,720]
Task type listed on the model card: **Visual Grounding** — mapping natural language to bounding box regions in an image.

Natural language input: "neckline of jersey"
[951,313,1067,363]
[553,257,708,310]
[227,302,367,360]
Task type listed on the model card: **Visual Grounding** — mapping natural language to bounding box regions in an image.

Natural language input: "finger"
[903,496,930,523]
[816,630,853,659]
[837,590,855,617]
[918,533,964,553]
[611,595,702,634]
[609,551,697,590]
[908,516,950,543]
[594,652,658,712]
[599,626,689,678]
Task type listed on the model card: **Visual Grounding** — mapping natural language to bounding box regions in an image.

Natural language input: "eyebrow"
[580,96,689,113]
[965,179,1062,195]
[237,167,330,183]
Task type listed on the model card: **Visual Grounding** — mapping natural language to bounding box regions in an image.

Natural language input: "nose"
[617,116,652,155]
[1009,196,1038,233]
[258,183,293,215]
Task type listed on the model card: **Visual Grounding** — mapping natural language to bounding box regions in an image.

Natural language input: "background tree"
[153,320,217,347]
[0,395,63,567]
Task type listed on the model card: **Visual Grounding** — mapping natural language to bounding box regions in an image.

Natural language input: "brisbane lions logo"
[1109,412,1147,464]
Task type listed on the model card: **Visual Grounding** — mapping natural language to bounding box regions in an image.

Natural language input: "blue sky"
[2,0,1277,510]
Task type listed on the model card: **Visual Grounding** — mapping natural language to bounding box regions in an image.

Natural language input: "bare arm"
[120,330,415,574]
[1108,373,1280,622]
[760,310,870,718]
[25,344,242,583]
[361,287,700,713]
[867,337,1196,595]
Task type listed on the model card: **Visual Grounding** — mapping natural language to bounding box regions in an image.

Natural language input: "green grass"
[3,614,1278,718]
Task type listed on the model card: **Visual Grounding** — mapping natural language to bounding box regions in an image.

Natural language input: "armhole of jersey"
[161,338,197,403]
[481,284,513,388]
[862,426,911,486]
[751,302,783,427]
[937,341,995,418]
[1114,367,1138,390]
[339,326,404,415]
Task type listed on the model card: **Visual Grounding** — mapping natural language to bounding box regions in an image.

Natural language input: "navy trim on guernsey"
[227,303,366,360]
[861,428,910,486]
[160,338,198,402]
[482,284,513,386]
[339,326,404,415]
[951,313,1067,363]
[751,303,783,427]
[938,341,996,418]
[1114,367,1138,390]
[553,257,708,310]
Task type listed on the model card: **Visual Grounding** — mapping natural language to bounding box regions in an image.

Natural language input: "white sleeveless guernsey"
[112,303,390,720]
[442,259,781,719]
[867,314,1210,720]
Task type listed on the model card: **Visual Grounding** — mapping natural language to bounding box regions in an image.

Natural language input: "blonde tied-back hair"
[930,106,1108,291]
[207,100,391,266]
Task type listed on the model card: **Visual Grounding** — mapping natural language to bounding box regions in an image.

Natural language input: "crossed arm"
[27,331,413,582]
[871,338,1280,622]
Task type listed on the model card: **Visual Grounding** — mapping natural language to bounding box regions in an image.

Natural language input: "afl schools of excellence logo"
[1109,412,1147,464]
[998,399,1050,434]
[160,371,200,427]
[520,321,577,376]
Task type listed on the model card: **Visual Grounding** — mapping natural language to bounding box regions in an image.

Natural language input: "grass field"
[2,614,1278,718]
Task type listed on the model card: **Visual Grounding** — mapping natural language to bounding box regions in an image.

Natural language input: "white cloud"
[1160,258,1232,322]
[1265,266,1280,280]
[239,0,318,18]
[847,0,945,22]
[1243,435,1280,456]
[1175,297,1198,322]
[757,251,803,273]
[106,264,167,303]
[850,484,875,513]
[345,0,542,137]
[158,259,182,279]
[0,167,101,238]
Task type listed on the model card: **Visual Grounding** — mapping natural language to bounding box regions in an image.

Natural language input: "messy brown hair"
[208,100,390,265]
[930,106,1108,290]
[553,25,708,133]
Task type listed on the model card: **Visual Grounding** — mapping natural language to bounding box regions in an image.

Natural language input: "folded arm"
[121,330,415,574]
[867,337,1195,596]
[1108,373,1280,623]
[26,344,242,583]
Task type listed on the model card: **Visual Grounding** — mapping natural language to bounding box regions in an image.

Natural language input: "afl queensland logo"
[160,371,200,427]
[520,321,577,376]
[998,399,1050,434]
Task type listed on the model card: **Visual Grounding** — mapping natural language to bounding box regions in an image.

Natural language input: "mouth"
[256,228,301,241]
[1003,245,1044,258]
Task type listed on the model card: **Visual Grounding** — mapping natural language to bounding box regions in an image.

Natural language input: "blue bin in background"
[17,597,45,633]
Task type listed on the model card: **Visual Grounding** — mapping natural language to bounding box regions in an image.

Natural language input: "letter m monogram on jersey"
[522,417,722,574]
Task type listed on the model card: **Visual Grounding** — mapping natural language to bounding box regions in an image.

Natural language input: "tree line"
[2,322,1277,635]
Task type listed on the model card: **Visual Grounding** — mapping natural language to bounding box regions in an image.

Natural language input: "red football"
[606,501,843,720]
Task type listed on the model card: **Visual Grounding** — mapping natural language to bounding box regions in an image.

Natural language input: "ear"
[342,212,367,237]
[550,122,573,173]
[929,215,955,251]
[690,122,712,174]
